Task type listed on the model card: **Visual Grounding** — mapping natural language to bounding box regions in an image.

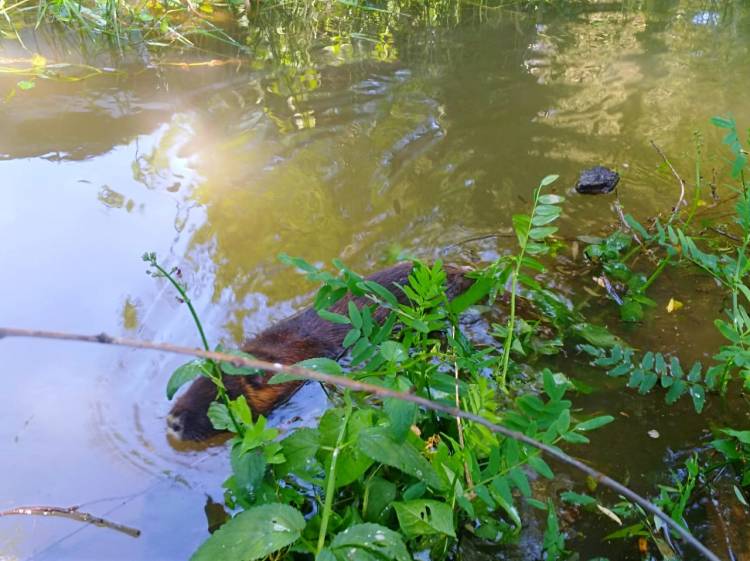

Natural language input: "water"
[1,2,750,559]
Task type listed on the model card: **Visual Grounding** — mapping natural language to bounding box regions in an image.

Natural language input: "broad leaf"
[167,359,211,399]
[358,427,445,490]
[393,500,456,538]
[191,504,305,561]
[321,523,411,561]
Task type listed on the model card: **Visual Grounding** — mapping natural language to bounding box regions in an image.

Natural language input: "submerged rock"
[575,166,620,194]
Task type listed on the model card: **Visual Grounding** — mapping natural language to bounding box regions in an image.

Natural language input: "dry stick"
[650,140,687,223]
[613,196,642,245]
[0,505,141,538]
[0,326,721,561]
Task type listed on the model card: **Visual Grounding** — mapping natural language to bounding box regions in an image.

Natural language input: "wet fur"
[167,263,473,441]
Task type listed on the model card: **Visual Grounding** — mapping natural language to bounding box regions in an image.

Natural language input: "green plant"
[579,345,714,413]
[143,252,248,438]
[150,174,628,560]
[605,455,701,557]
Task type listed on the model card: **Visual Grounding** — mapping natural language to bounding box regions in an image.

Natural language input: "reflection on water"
[2,1,750,559]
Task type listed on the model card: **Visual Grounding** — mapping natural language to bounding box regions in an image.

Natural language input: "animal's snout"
[166,412,185,440]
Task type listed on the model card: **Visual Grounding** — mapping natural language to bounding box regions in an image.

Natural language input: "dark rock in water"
[575,166,620,194]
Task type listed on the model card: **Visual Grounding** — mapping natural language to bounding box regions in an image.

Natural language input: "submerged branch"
[0,505,141,538]
[651,140,687,223]
[0,326,721,561]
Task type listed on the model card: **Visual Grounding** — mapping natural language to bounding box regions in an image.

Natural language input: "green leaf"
[381,341,407,362]
[343,328,361,348]
[687,362,703,383]
[384,397,417,442]
[318,309,351,325]
[640,352,654,371]
[348,301,363,329]
[324,523,411,561]
[359,280,399,307]
[220,349,262,376]
[654,353,667,375]
[734,485,749,507]
[690,384,706,413]
[231,448,266,500]
[402,481,427,501]
[513,214,531,245]
[509,467,531,497]
[17,80,35,90]
[449,277,492,314]
[572,323,622,347]
[528,455,554,479]
[638,371,658,394]
[670,356,685,378]
[190,504,305,561]
[620,299,643,322]
[531,212,560,226]
[167,359,211,399]
[319,409,374,488]
[721,428,750,444]
[605,523,649,540]
[665,378,687,404]
[624,215,649,239]
[277,428,322,481]
[525,498,547,510]
[207,402,233,431]
[561,432,589,444]
[535,204,562,217]
[364,477,397,522]
[278,253,318,274]
[393,500,455,538]
[296,357,343,375]
[575,415,615,432]
[491,477,521,528]
[560,491,596,506]
[529,226,558,241]
[358,427,445,491]
[710,116,734,129]
[538,193,564,205]
[540,174,560,187]
[715,319,741,343]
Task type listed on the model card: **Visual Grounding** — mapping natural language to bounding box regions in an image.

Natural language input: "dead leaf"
[666,298,683,313]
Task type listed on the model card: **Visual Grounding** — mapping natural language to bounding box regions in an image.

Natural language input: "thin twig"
[0,505,140,538]
[451,326,475,496]
[650,140,687,223]
[707,226,742,243]
[613,197,642,245]
[0,326,721,561]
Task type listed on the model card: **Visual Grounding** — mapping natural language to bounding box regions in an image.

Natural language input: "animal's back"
[167,262,473,441]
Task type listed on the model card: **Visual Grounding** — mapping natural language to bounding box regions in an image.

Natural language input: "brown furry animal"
[167,262,473,441]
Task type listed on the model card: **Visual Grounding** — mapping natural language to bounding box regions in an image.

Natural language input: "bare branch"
[0,505,140,538]
[0,326,721,561]
[651,140,687,223]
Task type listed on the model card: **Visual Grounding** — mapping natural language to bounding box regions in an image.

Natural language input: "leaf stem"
[145,254,244,437]
[317,393,352,554]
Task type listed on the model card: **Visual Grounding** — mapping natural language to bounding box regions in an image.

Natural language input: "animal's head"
[166,376,222,442]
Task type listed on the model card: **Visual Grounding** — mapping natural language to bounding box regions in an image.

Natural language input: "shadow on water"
[2,1,750,559]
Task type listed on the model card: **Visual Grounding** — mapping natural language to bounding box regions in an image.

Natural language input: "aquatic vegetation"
[145,114,750,559]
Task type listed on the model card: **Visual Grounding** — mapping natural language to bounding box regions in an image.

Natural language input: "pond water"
[2,1,750,559]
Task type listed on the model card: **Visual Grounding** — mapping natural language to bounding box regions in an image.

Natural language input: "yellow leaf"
[666,298,683,313]
[596,504,622,525]
[31,54,46,68]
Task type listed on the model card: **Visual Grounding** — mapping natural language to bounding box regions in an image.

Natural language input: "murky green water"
[2,2,750,559]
